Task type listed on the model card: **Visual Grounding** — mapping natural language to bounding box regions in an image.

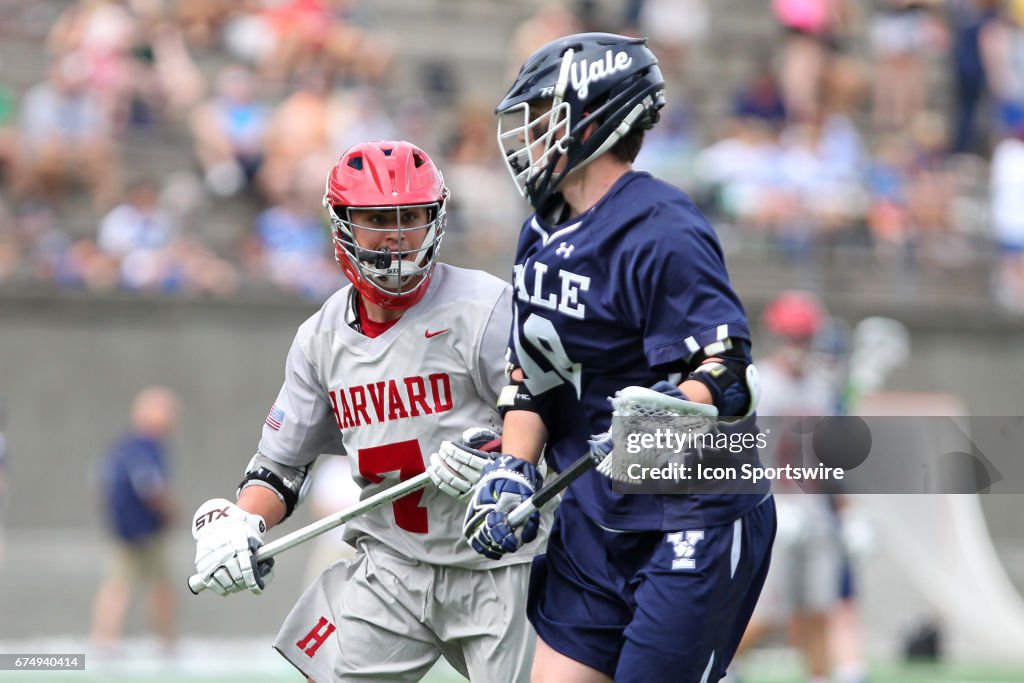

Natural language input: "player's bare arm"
[236,484,287,528]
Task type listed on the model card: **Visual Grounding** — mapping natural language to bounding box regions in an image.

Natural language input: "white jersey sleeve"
[471,284,514,408]
[257,325,346,467]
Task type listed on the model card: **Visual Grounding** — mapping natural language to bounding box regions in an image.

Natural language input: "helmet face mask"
[496,33,666,213]
[497,99,572,201]
[322,141,448,310]
[325,203,442,306]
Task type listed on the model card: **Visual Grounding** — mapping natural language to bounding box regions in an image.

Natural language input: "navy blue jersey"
[509,171,767,531]
[100,432,169,542]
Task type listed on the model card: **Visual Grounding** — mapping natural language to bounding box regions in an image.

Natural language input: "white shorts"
[754,495,842,621]
[274,538,535,682]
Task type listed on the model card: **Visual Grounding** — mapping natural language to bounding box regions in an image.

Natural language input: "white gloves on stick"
[428,427,501,499]
[192,498,275,596]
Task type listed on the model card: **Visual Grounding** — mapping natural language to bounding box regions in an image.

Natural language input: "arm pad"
[496,364,540,418]
[236,453,311,521]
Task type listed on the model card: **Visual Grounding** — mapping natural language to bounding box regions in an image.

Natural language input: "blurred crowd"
[0,0,1022,311]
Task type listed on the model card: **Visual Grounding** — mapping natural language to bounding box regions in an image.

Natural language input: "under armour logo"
[666,530,705,570]
[555,242,575,258]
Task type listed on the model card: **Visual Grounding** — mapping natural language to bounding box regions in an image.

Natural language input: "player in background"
[448,33,777,683]
[0,398,8,570]
[190,141,545,683]
[732,291,845,683]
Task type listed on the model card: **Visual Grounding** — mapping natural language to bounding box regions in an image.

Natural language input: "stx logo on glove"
[194,506,231,532]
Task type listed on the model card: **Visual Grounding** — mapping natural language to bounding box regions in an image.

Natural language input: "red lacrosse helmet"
[763,290,826,340]
[323,140,448,310]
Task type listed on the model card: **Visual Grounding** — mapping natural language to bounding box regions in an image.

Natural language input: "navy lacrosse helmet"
[496,33,665,212]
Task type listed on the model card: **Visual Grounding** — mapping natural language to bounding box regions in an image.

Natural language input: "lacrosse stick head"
[597,386,718,483]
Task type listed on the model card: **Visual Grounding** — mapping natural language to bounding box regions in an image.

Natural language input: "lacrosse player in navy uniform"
[450,34,777,683]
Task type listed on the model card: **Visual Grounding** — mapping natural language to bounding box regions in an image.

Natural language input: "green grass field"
[1,660,1023,683]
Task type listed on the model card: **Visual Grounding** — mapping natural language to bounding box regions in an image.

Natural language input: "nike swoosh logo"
[424,328,452,339]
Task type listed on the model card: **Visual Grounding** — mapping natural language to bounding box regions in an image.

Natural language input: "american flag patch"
[266,403,285,431]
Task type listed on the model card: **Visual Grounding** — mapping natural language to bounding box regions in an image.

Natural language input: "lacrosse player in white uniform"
[190,140,544,682]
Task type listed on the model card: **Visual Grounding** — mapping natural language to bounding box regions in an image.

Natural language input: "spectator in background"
[0,61,17,182]
[190,64,270,198]
[980,0,1024,139]
[773,0,848,122]
[126,12,206,127]
[258,68,331,204]
[441,102,521,260]
[243,176,337,300]
[904,110,958,269]
[176,0,233,48]
[948,0,1002,154]
[46,0,140,128]
[633,0,708,80]
[11,53,120,212]
[868,0,946,129]
[507,2,581,79]
[98,178,177,263]
[90,387,180,657]
[326,86,397,156]
[633,98,699,190]
[733,65,789,129]
[97,177,184,292]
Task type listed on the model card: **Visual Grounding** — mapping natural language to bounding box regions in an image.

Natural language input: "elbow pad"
[688,360,761,418]
[237,453,312,521]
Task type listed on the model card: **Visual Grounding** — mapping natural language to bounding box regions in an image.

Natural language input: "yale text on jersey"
[513,261,590,320]
[329,373,453,430]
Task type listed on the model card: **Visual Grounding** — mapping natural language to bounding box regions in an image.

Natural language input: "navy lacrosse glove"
[648,380,688,401]
[463,455,543,560]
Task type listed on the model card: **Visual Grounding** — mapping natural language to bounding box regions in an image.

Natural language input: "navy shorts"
[527,495,776,682]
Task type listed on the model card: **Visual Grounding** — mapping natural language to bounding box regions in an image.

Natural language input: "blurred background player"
[90,386,180,657]
[732,291,844,683]
[455,33,775,683]
[0,397,7,571]
[190,140,545,683]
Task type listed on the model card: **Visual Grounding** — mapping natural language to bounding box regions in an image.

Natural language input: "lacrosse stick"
[846,316,910,409]
[507,386,718,527]
[188,472,430,594]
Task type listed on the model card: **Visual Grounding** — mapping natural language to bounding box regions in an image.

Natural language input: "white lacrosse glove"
[192,498,275,597]
[428,427,502,499]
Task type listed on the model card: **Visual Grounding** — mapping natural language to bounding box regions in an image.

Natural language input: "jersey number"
[357,440,428,534]
[516,312,582,397]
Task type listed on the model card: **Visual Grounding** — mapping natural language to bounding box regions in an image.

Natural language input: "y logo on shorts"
[296,616,336,657]
[666,530,705,570]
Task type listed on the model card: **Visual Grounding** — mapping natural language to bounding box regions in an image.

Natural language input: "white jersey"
[257,264,539,569]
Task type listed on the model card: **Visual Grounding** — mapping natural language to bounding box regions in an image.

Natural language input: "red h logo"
[296,616,336,657]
